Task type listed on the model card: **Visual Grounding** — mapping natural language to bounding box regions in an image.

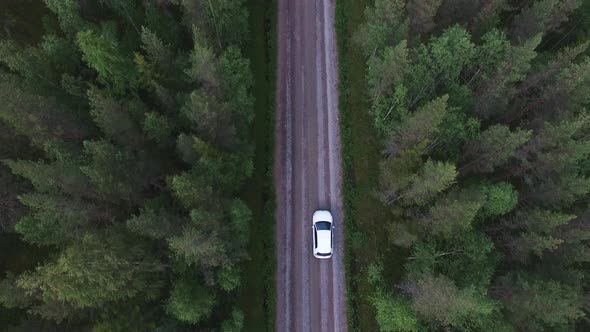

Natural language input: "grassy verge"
[335,0,406,331]
[238,0,277,330]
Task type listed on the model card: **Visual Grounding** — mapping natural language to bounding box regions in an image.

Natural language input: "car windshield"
[315,221,331,230]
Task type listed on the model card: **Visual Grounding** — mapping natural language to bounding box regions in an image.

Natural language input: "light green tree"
[371,293,419,332]
[383,95,449,155]
[497,273,584,330]
[77,29,138,94]
[409,274,497,329]
[423,188,483,237]
[399,159,457,206]
[355,0,408,57]
[17,233,164,311]
[44,0,91,36]
[165,276,216,324]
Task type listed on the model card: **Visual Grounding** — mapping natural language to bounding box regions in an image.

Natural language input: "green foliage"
[423,26,476,85]
[17,233,164,311]
[462,125,531,173]
[166,277,216,324]
[218,46,255,126]
[407,0,442,35]
[77,29,139,94]
[409,274,497,329]
[367,41,409,103]
[474,35,542,118]
[386,221,418,248]
[217,265,241,292]
[44,0,90,36]
[168,200,250,280]
[88,87,143,146]
[0,272,34,310]
[229,199,252,246]
[479,182,518,218]
[4,159,92,197]
[383,95,448,152]
[207,0,250,46]
[497,274,584,330]
[140,27,168,62]
[186,26,219,87]
[175,0,249,47]
[423,187,483,237]
[0,0,255,328]
[126,207,179,240]
[221,309,245,332]
[356,1,590,330]
[15,193,105,246]
[442,232,497,288]
[142,112,173,144]
[80,140,146,202]
[355,0,408,57]
[511,0,581,43]
[399,159,457,206]
[379,144,424,201]
[406,232,497,289]
[500,209,576,261]
[168,170,213,209]
[367,259,385,287]
[474,29,512,80]
[91,305,159,332]
[371,293,419,332]
[551,57,590,115]
[0,73,89,146]
[41,35,82,75]
[169,223,227,270]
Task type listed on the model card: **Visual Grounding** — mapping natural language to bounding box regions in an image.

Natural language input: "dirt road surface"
[274,0,347,330]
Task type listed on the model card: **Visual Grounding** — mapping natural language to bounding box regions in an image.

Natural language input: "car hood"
[313,210,333,223]
[317,230,331,254]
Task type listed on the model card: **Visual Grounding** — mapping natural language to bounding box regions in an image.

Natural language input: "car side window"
[314,226,317,248]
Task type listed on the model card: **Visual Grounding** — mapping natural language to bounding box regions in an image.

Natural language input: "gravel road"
[274,0,347,330]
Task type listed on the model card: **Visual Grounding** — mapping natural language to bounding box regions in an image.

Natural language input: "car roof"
[316,229,331,254]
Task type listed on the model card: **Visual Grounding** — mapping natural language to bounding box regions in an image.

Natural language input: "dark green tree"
[495,273,584,330]
[511,0,581,43]
[406,0,442,35]
[461,125,531,173]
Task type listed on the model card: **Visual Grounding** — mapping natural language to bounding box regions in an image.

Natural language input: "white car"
[312,210,334,259]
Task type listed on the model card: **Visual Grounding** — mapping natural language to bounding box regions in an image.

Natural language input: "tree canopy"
[357,0,590,330]
[0,0,254,330]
